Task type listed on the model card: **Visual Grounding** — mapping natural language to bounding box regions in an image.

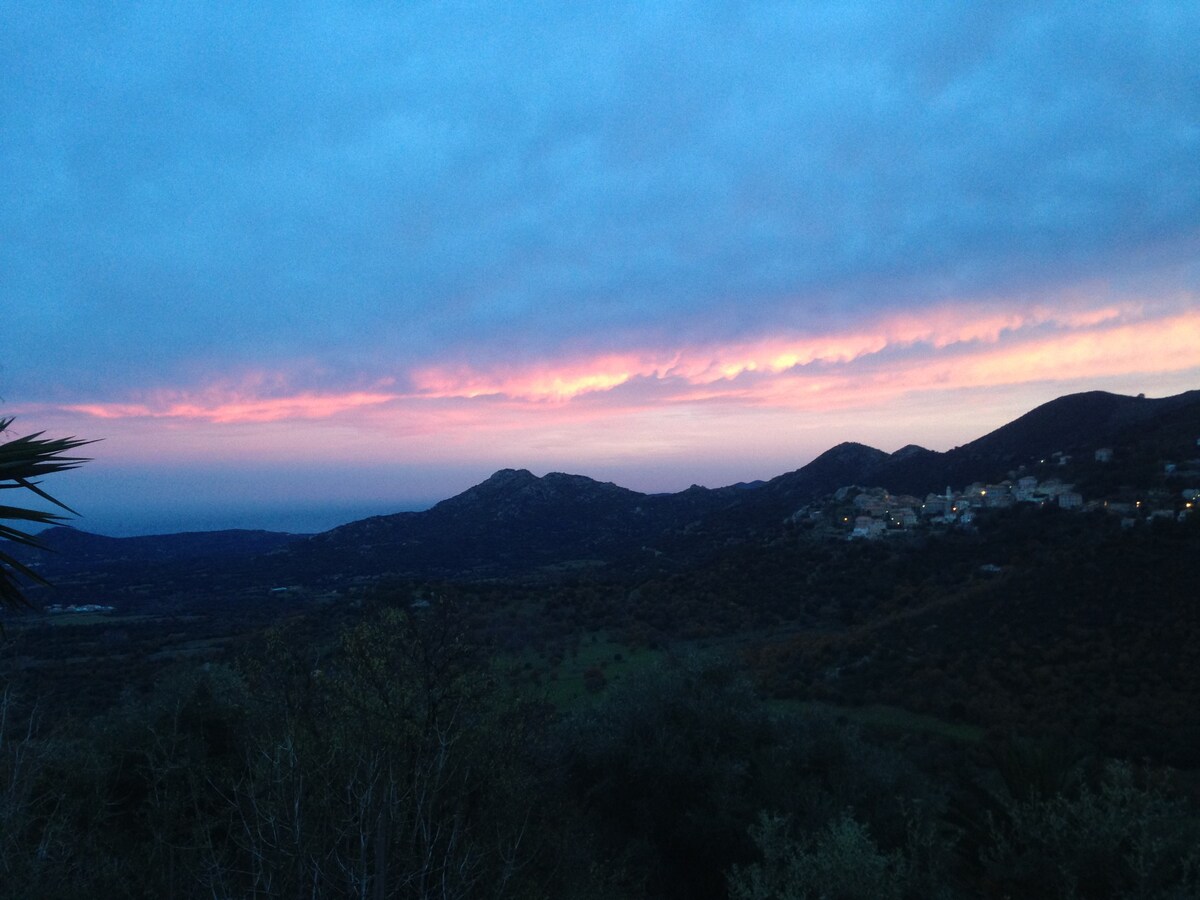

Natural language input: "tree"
[727,812,909,900]
[0,417,92,610]
[218,599,540,899]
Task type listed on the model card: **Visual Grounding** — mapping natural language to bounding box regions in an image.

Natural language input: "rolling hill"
[17,388,1200,585]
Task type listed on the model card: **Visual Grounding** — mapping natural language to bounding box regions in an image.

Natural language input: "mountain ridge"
[21,388,1200,580]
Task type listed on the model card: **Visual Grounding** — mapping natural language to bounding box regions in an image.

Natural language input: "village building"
[1058,491,1083,510]
[1014,476,1039,500]
[983,483,1015,508]
[850,516,886,539]
[1095,448,1114,462]
[1037,479,1072,498]
[922,494,949,516]
[45,603,115,615]
[964,482,986,504]
[852,489,892,516]
[834,470,1100,536]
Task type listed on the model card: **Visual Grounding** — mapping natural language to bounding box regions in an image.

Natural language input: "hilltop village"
[808,444,1200,539]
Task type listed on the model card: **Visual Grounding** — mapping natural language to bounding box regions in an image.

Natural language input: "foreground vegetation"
[3,589,1199,900]
[5,393,1200,895]
[3,410,1199,897]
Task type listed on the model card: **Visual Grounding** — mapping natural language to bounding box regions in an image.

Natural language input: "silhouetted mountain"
[696,390,1196,525]
[968,389,1199,458]
[284,390,1199,577]
[748,442,892,517]
[874,389,1200,494]
[297,468,733,578]
[779,441,890,488]
[432,468,642,520]
[14,389,1199,588]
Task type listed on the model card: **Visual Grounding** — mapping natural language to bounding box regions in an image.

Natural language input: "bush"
[728,811,907,900]
[981,761,1200,899]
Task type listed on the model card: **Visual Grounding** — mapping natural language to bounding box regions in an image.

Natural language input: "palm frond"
[0,417,95,612]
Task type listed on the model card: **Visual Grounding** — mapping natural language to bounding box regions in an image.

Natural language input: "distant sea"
[48,502,433,538]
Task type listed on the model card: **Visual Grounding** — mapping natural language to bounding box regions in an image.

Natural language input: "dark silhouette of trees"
[0,417,91,610]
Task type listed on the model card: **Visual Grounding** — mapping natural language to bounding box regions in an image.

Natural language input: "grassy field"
[771,698,984,742]
[498,631,664,707]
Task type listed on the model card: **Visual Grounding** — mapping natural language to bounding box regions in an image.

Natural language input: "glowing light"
[407,301,1196,410]
[66,390,398,424]
[28,296,1200,479]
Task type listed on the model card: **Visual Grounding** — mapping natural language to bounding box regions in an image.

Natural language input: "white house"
[850,516,886,539]
[1058,492,1083,510]
[1014,476,1039,500]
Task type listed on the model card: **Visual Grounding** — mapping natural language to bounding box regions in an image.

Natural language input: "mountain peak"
[810,441,889,468]
[757,441,891,511]
[431,468,644,520]
[486,467,538,484]
[963,390,1199,461]
[434,468,539,509]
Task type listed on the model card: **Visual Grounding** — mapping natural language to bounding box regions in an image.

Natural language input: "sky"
[2,2,1199,535]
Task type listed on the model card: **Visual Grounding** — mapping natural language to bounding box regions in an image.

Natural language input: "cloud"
[407,297,1153,404]
[38,295,1195,432]
[64,390,398,425]
[2,2,1198,404]
[2,1,1198,525]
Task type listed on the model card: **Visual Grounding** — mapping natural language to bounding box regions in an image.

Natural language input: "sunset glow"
[34,302,1197,440]
[402,301,1192,410]
[65,391,399,424]
[4,4,1196,533]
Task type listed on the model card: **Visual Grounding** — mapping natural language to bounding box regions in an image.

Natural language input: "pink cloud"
[408,299,1155,405]
[717,310,1200,412]
[31,297,1197,476]
[66,390,398,424]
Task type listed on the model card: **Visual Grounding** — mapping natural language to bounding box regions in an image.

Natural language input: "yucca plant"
[0,417,93,611]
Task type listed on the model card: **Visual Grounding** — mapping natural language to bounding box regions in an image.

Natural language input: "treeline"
[3,594,1199,899]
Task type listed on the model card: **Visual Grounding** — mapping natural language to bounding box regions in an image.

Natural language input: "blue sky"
[3,2,1198,534]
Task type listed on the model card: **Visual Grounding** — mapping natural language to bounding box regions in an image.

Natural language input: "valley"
[3,389,1199,899]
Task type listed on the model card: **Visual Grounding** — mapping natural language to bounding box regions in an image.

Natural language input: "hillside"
[14,388,1200,588]
[287,388,1200,578]
[4,388,1200,900]
[873,389,1200,494]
